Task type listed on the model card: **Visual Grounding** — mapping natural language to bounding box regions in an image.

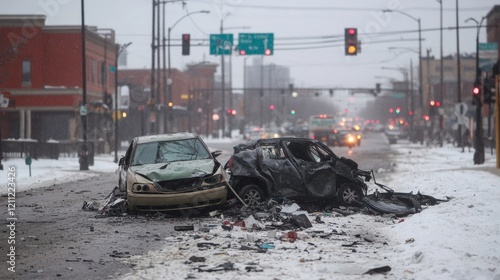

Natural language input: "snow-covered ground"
[1,139,499,279]
[0,155,118,194]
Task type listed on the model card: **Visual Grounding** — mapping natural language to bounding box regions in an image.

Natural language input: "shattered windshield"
[131,138,211,166]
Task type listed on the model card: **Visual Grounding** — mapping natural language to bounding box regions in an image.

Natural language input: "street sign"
[79,105,88,116]
[0,94,8,108]
[479,43,498,72]
[390,92,406,99]
[210,34,234,55]
[455,102,468,115]
[238,33,274,55]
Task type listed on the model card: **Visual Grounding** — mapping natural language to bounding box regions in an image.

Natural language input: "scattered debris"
[198,262,236,272]
[364,265,392,275]
[82,187,127,217]
[109,251,130,258]
[188,256,206,263]
[174,225,194,231]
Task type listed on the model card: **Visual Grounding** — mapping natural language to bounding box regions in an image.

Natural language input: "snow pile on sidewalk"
[0,155,118,193]
[119,142,500,280]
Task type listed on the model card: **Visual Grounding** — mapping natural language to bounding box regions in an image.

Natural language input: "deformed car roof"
[134,132,200,144]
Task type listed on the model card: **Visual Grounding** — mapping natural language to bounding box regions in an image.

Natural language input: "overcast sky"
[2,0,498,92]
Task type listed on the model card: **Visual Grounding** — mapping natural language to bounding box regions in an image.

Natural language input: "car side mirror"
[211,150,222,158]
[118,157,125,166]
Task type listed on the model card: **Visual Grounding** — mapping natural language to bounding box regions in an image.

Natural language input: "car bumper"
[127,185,228,212]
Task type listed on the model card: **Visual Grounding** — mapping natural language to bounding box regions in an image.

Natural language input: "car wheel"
[337,183,363,206]
[239,184,264,206]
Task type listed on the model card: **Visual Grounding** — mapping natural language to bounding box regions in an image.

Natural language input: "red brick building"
[0,15,117,143]
[117,62,218,140]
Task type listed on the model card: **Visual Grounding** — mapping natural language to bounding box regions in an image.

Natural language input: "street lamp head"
[465,17,478,25]
[200,10,210,14]
[382,9,392,13]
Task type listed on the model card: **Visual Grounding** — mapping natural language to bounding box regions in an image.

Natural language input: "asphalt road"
[0,131,396,279]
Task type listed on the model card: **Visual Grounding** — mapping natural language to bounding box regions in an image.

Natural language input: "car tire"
[239,184,264,206]
[337,183,364,207]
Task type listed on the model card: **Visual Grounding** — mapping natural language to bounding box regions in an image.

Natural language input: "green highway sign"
[479,42,498,72]
[238,33,274,55]
[210,34,234,55]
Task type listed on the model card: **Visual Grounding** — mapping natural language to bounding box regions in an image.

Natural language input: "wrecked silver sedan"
[118,133,229,212]
[226,137,372,207]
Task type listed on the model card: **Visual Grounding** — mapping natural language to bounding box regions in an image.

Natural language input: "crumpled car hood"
[130,159,215,182]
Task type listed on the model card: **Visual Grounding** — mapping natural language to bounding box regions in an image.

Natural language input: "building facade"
[0,15,117,147]
[117,62,218,141]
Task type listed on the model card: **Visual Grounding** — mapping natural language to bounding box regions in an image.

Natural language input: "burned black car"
[225,137,372,207]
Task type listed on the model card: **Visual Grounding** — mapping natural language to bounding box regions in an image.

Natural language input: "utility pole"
[466,16,486,164]
[220,19,226,138]
[79,0,89,171]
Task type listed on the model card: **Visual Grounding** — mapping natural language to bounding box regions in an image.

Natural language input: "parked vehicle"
[225,137,372,207]
[118,133,229,212]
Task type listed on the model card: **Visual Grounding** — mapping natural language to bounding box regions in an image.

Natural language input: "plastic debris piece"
[259,243,275,249]
[290,214,312,228]
[174,225,194,231]
[405,238,415,244]
[281,231,298,242]
[189,256,206,262]
[364,265,391,275]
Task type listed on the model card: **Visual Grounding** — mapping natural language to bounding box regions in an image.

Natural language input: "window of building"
[91,60,96,84]
[22,60,31,84]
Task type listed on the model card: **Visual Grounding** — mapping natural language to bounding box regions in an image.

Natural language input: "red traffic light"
[239,49,246,56]
[344,28,358,56]
[269,104,275,110]
[472,86,480,95]
[182,34,190,56]
[264,49,272,56]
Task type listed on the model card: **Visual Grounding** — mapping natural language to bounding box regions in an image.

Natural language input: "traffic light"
[483,76,494,104]
[429,100,436,116]
[104,92,112,108]
[344,28,358,56]
[395,107,401,114]
[182,34,190,56]
[375,83,381,93]
[472,80,481,95]
[264,49,272,56]
[472,80,481,105]
[269,104,275,110]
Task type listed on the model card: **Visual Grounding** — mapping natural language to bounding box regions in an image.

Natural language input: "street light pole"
[466,16,486,164]
[80,0,89,171]
[167,10,209,132]
[383,9,424,144]
[114,42,132,163]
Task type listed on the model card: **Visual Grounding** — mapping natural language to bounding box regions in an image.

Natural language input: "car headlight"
[132,183,154,193]
[203,174,223,185]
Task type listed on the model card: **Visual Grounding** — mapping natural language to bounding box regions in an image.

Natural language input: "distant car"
[333,130,359,148]
[118,133,229,212]
[225,137,371,207]
[385,125,401,144]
